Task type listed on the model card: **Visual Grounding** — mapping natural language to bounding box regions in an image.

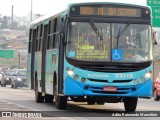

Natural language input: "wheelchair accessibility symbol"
[112,49,123,61]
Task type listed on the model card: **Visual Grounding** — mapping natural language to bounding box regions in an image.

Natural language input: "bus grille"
[92,91,127,94]
[88,79,132,83]
[78,65,143,72]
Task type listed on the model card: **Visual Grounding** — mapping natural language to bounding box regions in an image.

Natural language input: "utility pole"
[11,5,13,29]
[31,0,32,22]
[18,53,20,68]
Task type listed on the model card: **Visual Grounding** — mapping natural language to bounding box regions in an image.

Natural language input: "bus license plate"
[103,86,117,92]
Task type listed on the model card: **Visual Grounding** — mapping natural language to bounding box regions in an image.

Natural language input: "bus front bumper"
[64,77,152,97]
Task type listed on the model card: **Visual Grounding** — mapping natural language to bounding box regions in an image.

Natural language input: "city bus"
[27,2,154,112]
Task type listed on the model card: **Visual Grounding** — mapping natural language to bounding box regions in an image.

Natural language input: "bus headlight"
[134,79,139,84]
[145,72,151,79]
[140,77,146,82]
[74,75,79,80]
[66,67,69,71]
[81,78,86,82]
[68,70,74,76]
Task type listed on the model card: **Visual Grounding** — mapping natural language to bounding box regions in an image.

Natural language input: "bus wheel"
[54,86,67,109]
[35,77,44,103]
[153,89,160,101]
[45,94,54,103]
[96,101,105,105]
[35,91,44,103]
[124,97,138,112]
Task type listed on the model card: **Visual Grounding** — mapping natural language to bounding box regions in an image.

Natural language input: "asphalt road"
[0,86,160,120]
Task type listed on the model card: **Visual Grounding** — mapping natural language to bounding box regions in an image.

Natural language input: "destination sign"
[69,4,152,19]
[70,5,143,17]
[80,7,140,17]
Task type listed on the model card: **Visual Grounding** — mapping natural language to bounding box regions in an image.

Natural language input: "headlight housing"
[74,75,79,80]
[134,79,139,84]
[140,71,152,83]
[67,70,74,76]
[145,72,151,79]
[140,77,146,82]
[6,78,9,80]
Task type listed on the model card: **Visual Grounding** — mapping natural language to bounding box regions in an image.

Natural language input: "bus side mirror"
[153,31,158,45]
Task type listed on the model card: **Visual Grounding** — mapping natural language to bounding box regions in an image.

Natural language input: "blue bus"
[27,2,154,112]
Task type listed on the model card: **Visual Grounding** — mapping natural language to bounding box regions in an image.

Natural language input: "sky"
[0,0,147,17]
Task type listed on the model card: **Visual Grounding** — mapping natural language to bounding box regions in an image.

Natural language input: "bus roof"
[30,2,151,27]
[30,10,67,27]
[67,2,150,9]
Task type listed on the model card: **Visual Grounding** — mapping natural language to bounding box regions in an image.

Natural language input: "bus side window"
[54,17,61,48]
[43,23,49,51]
[38,24,43,51]
[47,20,52,50]
[37,25,40,51]
[33,29,37,53]
[35,26,39,52]
[28,29,32,53]
[52,18,57,49]
[52,17,60,49]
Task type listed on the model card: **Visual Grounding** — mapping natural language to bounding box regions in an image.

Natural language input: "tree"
[1,16,9,29]
[19,25,27,31]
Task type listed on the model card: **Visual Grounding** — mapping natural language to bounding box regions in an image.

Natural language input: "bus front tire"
[124,97,138,112]
[55,95,67,110]
[54,85,67,109]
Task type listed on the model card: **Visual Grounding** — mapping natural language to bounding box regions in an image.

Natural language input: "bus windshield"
[66,22,152,63]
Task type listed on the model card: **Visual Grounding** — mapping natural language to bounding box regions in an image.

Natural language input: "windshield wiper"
[116,23,130,48]
[88,18,103,41]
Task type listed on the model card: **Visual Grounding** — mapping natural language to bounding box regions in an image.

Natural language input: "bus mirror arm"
[59,22,66,45]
